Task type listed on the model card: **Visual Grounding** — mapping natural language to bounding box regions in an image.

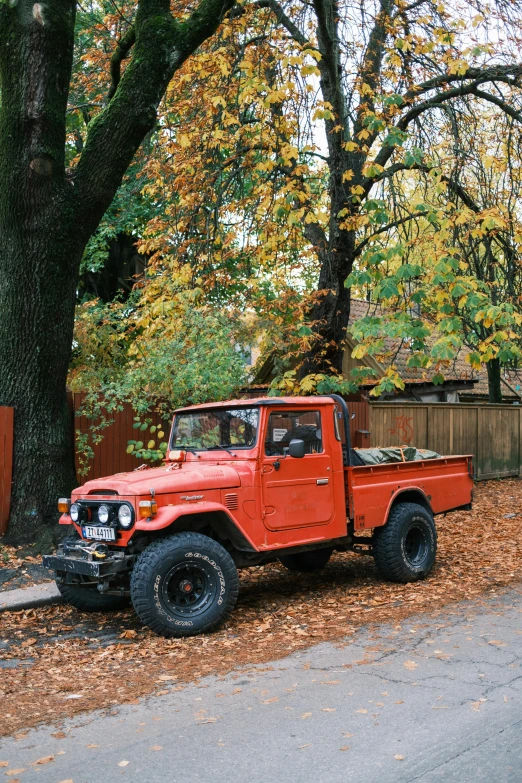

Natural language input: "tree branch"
[254,0,311,48]
[471,87,522,123]
[402,65,522,102]
[107,25,136,102]
[354,212,424,256]
[74,0,235,239]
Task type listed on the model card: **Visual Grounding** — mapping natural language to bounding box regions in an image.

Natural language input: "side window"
[265,410,323,456]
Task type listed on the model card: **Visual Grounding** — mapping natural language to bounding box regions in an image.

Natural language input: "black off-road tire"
[373,502,437,583]
[56,581,129,612]
[130,532,239,638]
[279,547,333,573]
[54,531,129,612]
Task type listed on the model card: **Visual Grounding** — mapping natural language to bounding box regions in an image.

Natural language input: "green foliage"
[71,286,247,472]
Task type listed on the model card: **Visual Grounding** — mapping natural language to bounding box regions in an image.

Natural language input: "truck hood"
[76,464,241,497]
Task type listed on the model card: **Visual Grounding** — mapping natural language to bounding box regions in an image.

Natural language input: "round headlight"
[98,504,110,524]
[118,503,133,529]
[70,503,80,523]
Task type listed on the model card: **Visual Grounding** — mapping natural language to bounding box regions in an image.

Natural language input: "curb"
[0,582,63,612]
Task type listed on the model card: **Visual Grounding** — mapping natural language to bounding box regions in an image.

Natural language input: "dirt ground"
[1,478,521,738]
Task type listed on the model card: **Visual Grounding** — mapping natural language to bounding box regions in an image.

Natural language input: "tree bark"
[487,359,503,404]
[0,0,234,545]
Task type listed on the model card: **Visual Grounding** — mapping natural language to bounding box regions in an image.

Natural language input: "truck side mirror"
[288,439,305,458]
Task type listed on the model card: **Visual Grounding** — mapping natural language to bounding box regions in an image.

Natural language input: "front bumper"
[43,552,135,579]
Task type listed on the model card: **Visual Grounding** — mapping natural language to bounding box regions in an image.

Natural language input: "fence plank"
[0,407,14,536]
[371,402,521,481]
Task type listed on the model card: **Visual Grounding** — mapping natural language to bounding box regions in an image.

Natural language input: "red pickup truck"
[44,395,473,637]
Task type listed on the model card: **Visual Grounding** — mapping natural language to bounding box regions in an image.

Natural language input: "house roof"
[348,299,521,399]
[347,299,474,384]
[253,298,520,399]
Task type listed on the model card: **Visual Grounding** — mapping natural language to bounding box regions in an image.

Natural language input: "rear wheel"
[130,532,239,638]
[279,547,333,573]
[373,502,436,583]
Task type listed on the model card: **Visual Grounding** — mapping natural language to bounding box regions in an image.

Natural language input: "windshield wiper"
[207,444,235,456]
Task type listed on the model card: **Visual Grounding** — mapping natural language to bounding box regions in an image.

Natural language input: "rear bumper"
[43,553,134,579]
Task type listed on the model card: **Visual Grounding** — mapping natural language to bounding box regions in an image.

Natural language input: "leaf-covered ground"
[1,478,521,738]
[0,546,52,591]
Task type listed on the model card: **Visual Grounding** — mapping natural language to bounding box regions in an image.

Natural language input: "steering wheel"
[265,439,285,456]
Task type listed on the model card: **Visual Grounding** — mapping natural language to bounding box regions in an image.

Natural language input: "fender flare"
[382,487,433,527]
[135,502,258,552]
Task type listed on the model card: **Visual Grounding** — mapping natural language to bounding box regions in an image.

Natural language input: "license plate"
[82,525,116,541]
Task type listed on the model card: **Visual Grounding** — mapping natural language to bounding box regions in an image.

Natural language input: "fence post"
[0,406,14,536]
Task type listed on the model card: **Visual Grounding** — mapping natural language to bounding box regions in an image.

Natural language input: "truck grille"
[224,493,239,510]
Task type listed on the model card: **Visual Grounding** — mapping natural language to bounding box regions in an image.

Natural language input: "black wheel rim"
[161,560,218,618]
[403,522,429,567]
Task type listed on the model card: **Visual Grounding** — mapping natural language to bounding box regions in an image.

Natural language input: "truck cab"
[44,395,473,638]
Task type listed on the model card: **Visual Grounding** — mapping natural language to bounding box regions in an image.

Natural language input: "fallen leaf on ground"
[117,760,129,767]
[395,754,405,760]
[403,661,418,670]
[33,756,54,765]
[149,746,163,751]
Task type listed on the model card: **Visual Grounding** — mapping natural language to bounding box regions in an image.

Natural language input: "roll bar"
[328,394,351,466]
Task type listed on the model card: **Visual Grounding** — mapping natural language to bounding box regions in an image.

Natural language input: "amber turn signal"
[57,498,70,514]
[139,500,158,519]
[168,449,186,462]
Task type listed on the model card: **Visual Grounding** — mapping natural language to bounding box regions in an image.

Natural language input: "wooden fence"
[73,393,165,483]
[370,403,522,480]
[74,397,521,483]
[0,407,14,536]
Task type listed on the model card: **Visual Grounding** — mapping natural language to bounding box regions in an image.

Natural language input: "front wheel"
[130,532,239,638]
[373,502,437,583]
[56,580,129,612]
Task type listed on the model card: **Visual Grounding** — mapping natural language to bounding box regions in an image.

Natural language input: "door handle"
[316,478,329,485]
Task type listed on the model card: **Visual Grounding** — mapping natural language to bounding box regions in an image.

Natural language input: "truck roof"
[173,396,336,413]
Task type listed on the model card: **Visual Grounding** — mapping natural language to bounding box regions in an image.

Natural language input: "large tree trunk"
[0,0,235,545]
[487,358,503,404]
[0,240,80,545]
[0,0,79,545]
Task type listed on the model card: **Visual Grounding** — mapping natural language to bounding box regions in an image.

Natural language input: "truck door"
[261,408,335,531]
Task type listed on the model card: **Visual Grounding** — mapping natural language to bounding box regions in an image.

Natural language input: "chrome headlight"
[97,504,110,524]
[118,503,133,529]
[70,503,80,523]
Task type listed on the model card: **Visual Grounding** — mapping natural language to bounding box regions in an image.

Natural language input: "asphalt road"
[2,586,522,783]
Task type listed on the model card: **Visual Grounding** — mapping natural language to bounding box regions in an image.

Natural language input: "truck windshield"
[171,408,259,450]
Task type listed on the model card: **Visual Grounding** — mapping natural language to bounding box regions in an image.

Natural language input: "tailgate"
[347,455,473,530]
